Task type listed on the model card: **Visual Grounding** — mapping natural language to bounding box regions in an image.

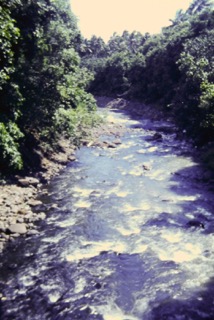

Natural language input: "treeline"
[1,0,214,174]
[0,0,97,173]
[80,0,214,152]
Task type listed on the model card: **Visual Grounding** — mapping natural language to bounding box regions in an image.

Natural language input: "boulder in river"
[151,132,163,141]
[27,229,39,236]
[7,223,27,235]
[68,155,76,162]
[186,220,205,229]
[28,199,43,207]
[18,177,40,187]
[142,164,151,171]
[112,139,122,145]
[0,222,6,233]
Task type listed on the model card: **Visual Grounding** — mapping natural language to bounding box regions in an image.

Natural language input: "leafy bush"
[0,0,98,172]
[53,104,101,146]
[0,121,23,170]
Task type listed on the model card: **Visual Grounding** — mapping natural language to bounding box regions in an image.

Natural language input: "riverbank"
[0,98,127,253]
[0,138,77,253]
[1,96,214,319]
[0,96,213,254]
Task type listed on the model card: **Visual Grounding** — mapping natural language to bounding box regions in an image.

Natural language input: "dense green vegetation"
[81,0,214,165]
[0,0,214,174]
[0,0,97,173]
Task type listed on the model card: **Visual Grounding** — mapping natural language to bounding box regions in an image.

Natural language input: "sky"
[70,0,193,42]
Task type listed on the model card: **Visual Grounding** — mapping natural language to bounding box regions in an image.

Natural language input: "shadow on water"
[148,277,214,320]
[0,102,214,320]
[116,103,214,228]
[169,165,214,234]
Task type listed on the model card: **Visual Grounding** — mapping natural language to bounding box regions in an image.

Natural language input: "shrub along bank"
[0,0,99,175]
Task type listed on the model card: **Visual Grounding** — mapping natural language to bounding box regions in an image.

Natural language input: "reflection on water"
[0,108,214,319]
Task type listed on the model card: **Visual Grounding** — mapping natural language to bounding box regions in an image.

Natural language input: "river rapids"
[0,103,214,320]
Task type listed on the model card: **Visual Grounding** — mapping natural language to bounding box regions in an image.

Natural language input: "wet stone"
[8,263,18,270]
[0,100,214,320]
[50,204,58,209]
[68,155,76,162]
[112,139,122,145]
[150,132,163,141]
[1,233,10,240]
[16,217,24,223]
[142,164,151,171]
[7,223,27,235]
[28,199,43,207]
[10,233,20,238]
[0,222,6,232]
[94,282,102,289]
[27,229,39,236]
[18,177,40,187]
[107,142,117,148]
[17,208,29,215]
[186,220,205,229]
[37,212,46,220]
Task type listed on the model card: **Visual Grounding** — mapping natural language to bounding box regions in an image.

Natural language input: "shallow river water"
[0,106,214,320]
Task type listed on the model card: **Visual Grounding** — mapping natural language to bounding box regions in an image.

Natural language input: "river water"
[0,105,214,320]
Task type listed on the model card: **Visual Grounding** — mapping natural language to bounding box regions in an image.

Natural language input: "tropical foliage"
[82,0,214,150]
[0,0,97,172]
[1,0,214,173]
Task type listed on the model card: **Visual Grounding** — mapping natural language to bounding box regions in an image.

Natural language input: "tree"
[0,0,97,172]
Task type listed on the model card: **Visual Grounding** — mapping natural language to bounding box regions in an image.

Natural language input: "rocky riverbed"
[0,97,213,319]
[0,98,127,253]
[1,96,213,254]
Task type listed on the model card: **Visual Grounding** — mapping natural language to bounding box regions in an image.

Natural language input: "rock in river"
[18,177,40,187]
[7,223,27,235]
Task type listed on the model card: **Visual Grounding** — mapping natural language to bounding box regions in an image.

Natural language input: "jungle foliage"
[0,0,97,172]
[1,0,214,173]
[81,0,214,150]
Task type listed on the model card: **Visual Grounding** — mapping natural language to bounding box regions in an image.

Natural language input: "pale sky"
[70,0,193,42]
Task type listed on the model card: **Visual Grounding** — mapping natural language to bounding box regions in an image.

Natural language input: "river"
[0,102,214,319]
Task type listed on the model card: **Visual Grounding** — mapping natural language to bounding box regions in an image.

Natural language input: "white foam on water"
[147,146,158,152]
[129,166,144,177]
[41,235,63,244]
[121,203,140,212]
[48,292,61,303]
[123,155,135,160]
[161,231,182,243]
[106,182,131,198]
[137,149,146,154]
[74,277,87,294]
[139,201,151,211]
[66,240,127,262]
[132,297,150,316]
[116,226,141,236]
[176,195,199,202]
[72,186,94,197]
[106,114,129,124]
[94,302,139,320]
[158,241,202,263]
[58,218,76,228]
[149,169,168,181]
[117,141,137,150]
[132,243,148,255]
[74,200,92,208]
